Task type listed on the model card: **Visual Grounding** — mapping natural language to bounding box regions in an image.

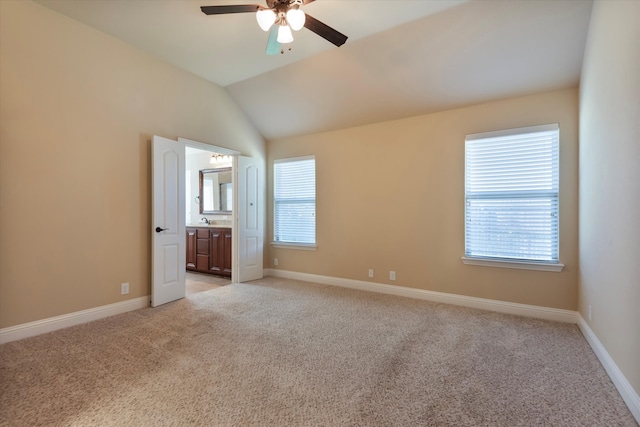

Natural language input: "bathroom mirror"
[199,168,232,214]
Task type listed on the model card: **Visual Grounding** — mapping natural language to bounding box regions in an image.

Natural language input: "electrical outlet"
[588,305,592,321]
[120,282,130,295]
[274,258,279,266]
[368,269,374,278]
[390,271,396,281]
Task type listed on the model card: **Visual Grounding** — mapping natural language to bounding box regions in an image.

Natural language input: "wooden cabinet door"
[222,229,232,277]
[186,228,197,270]
[208,228,224,275]
[208,228,232,277]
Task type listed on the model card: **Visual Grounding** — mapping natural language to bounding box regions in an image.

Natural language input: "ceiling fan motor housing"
[266,0,303,9]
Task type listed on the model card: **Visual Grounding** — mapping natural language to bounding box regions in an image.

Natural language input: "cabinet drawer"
[196,239,209,255]
[197,228,209,238]
[196,254,209,271]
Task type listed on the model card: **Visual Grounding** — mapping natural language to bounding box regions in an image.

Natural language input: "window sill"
[461,256,564,272]
[271,242,317,251]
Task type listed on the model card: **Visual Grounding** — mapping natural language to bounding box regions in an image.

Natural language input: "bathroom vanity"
[186,225,232,277]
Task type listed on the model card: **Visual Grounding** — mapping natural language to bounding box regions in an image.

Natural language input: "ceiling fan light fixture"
[256,8,276,31]
[286,8,305,31]
[277,24,294,44]
[201,2,348,51]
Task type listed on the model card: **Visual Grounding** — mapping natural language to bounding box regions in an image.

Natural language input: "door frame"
[179,138,241,283]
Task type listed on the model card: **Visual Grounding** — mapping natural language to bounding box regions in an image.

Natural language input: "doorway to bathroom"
[152,136,264,306]
[185,144,234,294]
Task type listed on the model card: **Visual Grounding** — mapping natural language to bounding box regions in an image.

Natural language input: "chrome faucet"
[201,217,210,224]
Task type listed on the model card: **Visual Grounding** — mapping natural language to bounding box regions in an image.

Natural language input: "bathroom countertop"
[186,223,232,228]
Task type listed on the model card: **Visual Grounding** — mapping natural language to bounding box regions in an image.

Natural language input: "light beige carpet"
[0,277,636,426]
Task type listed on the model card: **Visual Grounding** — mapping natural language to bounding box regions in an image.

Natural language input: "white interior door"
[152,135,186,307]
[236,155,264,282]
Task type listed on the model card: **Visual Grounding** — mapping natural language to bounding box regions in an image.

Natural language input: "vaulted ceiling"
[36,0,593,140]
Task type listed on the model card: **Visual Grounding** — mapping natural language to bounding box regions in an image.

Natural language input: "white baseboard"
[0,296,149,345]
[577,315,640,424]
[263,269,577,323]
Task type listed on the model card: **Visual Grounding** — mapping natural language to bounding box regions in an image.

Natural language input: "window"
[273,156,316,247]
[464,124,562,271]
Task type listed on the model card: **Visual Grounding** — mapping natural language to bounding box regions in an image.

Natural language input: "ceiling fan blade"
[200,5,261,15]
[265,25,281,55]
[303,14,348,47]
[302,0,316,4]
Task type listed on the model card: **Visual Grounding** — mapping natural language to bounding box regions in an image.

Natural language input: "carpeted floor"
[0,277,637,426]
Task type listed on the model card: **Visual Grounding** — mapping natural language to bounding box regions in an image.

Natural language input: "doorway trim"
[179,138,240,157]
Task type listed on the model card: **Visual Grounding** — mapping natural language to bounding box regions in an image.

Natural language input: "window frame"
[462,124,564,272]
[272,155,317,250]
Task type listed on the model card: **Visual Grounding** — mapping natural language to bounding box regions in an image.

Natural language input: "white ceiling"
[36,0,593,140]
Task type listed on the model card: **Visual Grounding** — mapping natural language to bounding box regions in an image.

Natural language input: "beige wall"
[579,0,640,396]
[267,88,579,310]
[0,1,265,328]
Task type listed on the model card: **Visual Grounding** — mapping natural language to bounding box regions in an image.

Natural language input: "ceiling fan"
[200,0,348,55]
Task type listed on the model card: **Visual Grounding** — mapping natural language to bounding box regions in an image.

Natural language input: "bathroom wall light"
[210,154,231,165]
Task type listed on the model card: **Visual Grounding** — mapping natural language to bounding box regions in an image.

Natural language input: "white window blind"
[274,156,316,245]
[465,124,559,263]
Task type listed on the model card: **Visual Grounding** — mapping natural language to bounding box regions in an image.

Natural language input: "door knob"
[155,227,169,233]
